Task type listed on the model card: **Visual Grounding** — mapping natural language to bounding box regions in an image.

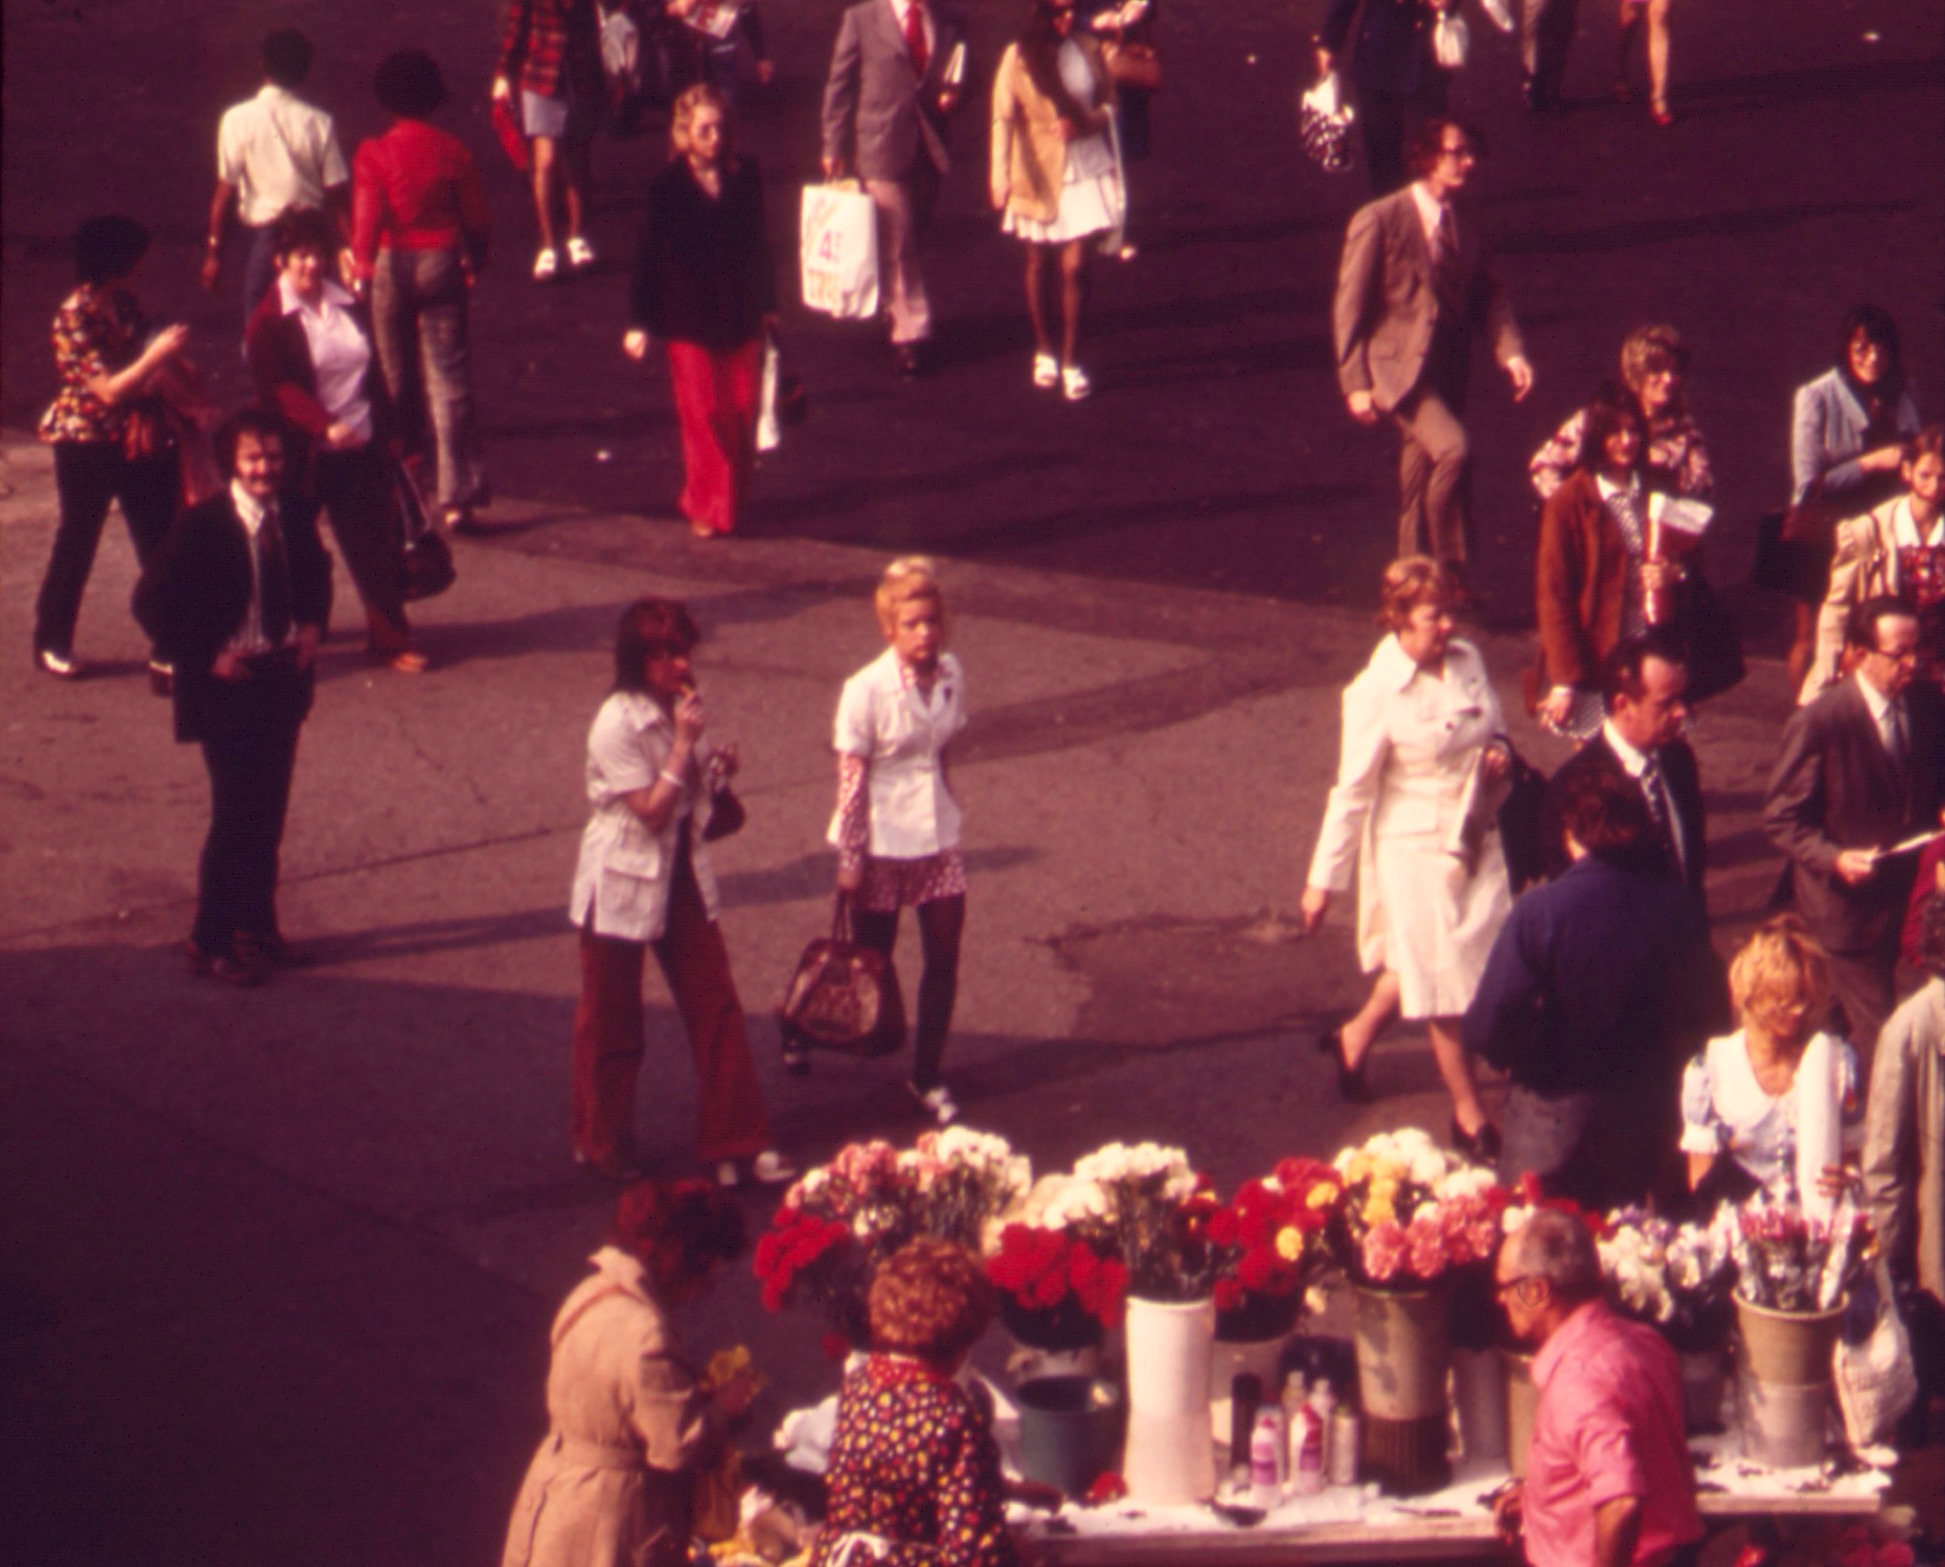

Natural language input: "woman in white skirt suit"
[1301,557,1513,1160]
[991,0,1123,402]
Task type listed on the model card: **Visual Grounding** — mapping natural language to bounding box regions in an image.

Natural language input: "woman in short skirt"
[991,0,1123,402]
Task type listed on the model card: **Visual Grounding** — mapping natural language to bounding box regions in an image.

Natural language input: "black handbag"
[391,458,457,602]
[778,895,905,1061]
[1497,741,1551,894]
[1666,569,1745,703]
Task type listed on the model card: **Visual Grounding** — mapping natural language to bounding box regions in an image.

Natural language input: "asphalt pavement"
[2,0,1942,1561]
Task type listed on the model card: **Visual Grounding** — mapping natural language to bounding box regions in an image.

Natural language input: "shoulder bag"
[779,894,906,1062]
[392,457,457,602]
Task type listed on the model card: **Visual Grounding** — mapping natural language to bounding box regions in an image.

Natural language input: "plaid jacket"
[498,0,602,99]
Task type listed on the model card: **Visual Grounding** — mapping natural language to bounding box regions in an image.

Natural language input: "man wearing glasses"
[1767,595,1945,1076]
[1492,1210,1703,1567]
[1331,117,1533,577]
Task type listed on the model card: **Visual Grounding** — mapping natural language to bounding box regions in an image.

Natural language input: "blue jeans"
[241,223,278,337]
[371,248,487,511]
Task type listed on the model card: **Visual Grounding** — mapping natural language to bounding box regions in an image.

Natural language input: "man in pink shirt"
[1493,1209,1705,1567]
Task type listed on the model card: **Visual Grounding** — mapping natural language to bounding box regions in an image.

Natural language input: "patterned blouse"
[1529,406,1714,504]
[811,1355,1017,1567]
[38,283,146,445]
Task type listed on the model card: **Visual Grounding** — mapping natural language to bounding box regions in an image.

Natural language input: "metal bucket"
[1015,1376,1126,1498]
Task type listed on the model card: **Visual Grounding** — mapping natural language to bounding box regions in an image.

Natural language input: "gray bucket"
[1736,1370,1831,1469]
[1015,1376,1126,1498]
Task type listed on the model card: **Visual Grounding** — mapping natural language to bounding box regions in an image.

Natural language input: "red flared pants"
[666,338,761,536]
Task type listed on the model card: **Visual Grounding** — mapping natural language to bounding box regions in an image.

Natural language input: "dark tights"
[853,894,965,1092]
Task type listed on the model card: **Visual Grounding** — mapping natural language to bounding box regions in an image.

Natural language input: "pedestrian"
[1861,889,1945,1420]
[568,599,790,1187]
[1531,385,1680,740]
[132,409,332,986]
[1491,1209,1705,1567]
[1467,767,1727,1212]
[201,29,351,333]
[990,0,1124,402]
[811,1238,1016,1567]
[1302,556,1511,1164]
[1519,0,1576,112]
[1315,0,1455,196]
[1801,426,1945,704]
[1681,916,1862,1211]
[669,0,776,113]
[1614,0,1674,126]
[1540,631,1707,905]
[1529,325,1712,504]
[623,83,777,539]
[352,50,494,535]
[33,215,192,686]
[825,558,969,1126]
[501,1179,760,1567]
[820,0,969,378]
[1331,117,1532,575]
[248,207,427,674]
[1080,0,1152,253]
[1765,596,1945,1072]
[494,0,605,281]
[1782,305,1923,692]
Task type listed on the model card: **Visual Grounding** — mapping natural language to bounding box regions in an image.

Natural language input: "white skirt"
[1004,146,1125,244]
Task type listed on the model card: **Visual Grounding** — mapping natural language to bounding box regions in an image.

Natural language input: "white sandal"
[1032,351,1059,389]
[532,247,559,282]
[906,1081,960,1125]
[1061,364,1091,402]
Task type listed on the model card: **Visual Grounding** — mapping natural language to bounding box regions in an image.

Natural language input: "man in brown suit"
[1332,118,1533,569]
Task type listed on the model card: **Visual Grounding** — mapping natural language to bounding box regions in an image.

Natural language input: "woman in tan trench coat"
[503,1180,756,1567]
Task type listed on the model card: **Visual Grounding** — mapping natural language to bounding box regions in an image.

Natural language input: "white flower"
[1438,1166,1496,1200]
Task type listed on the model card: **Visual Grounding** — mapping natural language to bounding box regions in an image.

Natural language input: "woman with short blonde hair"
[1529,324,1712,504]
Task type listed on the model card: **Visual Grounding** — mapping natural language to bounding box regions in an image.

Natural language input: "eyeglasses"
[1494,1274,1546,1303]
[1439,143,1477,163]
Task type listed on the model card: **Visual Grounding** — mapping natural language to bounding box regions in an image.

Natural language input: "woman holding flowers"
[1302,557,1512,1162]
[1681,915,1863,1210]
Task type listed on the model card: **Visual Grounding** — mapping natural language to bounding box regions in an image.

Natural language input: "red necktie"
[903,2,930,77]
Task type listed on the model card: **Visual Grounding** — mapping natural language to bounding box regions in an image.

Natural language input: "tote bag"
[800,183,880,320]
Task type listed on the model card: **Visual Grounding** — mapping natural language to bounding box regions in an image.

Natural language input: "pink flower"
[1362,1220,1406,1282]
[1406,1215,1447,1278]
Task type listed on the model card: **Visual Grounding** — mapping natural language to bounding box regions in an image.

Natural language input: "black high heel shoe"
[1317,1028,1374,1104]
[1450,1117,1502,1165]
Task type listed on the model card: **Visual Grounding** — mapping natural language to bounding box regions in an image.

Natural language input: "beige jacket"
[503,1248,724,1567]
[1862,980,1945,1306]
[1801,498,1927,705]
[990,39,1111,225]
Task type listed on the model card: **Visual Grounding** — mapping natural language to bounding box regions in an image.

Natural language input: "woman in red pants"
[568,598,791,1187]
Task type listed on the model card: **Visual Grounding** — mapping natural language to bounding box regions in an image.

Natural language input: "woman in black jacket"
[623,83,776,538]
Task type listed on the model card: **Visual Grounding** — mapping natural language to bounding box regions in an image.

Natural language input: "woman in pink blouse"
[1529,324,1712,506]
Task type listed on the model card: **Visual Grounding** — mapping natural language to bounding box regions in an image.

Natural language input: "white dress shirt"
[1855,669,1907,763]
[217,85,349,228]
[222,481,281,657]
[888,0,935,62]
[279,277,373,442]
[1409,181,1452,253]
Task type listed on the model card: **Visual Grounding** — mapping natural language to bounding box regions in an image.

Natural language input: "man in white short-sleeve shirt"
[201,29,350,331]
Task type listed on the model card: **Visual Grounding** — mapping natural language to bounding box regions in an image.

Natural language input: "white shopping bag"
[800,183,880,320]
[757,337,781,453]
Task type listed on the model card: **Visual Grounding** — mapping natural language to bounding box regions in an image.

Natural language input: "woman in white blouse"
[1682,915,1860,1210]
[568,599,788,1187]
[825,558,969,1125]
[1302,557,1512,1162]
[247,207,424,672]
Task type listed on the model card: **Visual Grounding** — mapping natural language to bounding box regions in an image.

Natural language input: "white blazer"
[569,692,723,942]
[827,647,967,859]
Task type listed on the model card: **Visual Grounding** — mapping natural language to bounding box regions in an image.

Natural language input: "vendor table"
[1010,1434,1890,1565]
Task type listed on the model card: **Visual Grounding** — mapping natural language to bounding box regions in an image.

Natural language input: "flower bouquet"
[1329,1129,1502,1290]
[1069,1141,1220,1302]
[1598,1206,1737,1353]
[1731,1193,1872,1314]
[1209,1157,1342,1339]
[987,1221,1129,1349]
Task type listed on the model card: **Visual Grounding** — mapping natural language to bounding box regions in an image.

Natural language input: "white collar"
[1596,471,1641,504]
[229,480,272,533]
[1374,632,1442,691]
[256,83,291,104]
[1854,669,1898,723]
[278,275,356,318]
[1409,181,1447,239]
[1891,497,1945,549]
[1601,719,1653,775]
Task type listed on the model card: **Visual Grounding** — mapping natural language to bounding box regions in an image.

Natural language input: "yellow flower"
[1305,1183,1337,1210]
[1276,1226,1304,1262]
[1365,1194,1396,1227]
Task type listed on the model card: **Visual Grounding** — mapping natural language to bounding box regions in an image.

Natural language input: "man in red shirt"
[1493,1209,1705,1567]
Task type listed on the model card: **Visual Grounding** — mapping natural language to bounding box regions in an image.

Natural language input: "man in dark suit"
[1466,767,1728,1211]
[1331,117,1532,570]
[1766,596,1945,1070]
[820,0,966,377]
[1543,631,1707,907]
[134,409,333,985]
[1315,0,1443,196]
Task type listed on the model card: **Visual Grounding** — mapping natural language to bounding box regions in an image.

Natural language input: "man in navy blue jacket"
[1465,767,1728,1210]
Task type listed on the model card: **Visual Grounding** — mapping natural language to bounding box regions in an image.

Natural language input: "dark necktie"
[903,2,930,77]
[256,506,292,647]
[1884,701,1908,772]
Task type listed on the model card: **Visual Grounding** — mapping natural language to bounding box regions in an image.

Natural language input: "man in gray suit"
[1766,596,1945,1074]
[821,0,966,377]
[1332,117,1533,570]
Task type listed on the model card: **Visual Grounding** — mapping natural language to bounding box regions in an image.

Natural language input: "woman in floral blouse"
[34,215,193,684]
[813,1238,1016,1567]
[1529,324,1712,506]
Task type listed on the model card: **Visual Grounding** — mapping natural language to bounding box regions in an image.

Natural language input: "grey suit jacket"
[1332,186,1523,412]
[821,0,965,182]
[1765,676,1945,955]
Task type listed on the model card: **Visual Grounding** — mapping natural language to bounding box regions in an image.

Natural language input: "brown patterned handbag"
[778,895,905,1063]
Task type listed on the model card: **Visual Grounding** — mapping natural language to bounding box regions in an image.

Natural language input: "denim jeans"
[371,247,487,511]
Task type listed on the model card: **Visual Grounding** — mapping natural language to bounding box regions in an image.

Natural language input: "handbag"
[1299,72,1356,175]
[1665,569,1745,703]
[701,783,746,842]
[778,895,906,1061]
[1834,1265,1919,1450]
[1431,10,1470,69]
[491,97,533,172]
[1496,740,1551,894]
[1102,38,1161,90]
[391,458,457,602]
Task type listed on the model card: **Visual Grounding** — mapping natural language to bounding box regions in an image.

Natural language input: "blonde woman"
[1680,916,1862,1209]
[991,0,1122,402]
[824,558,969,1124]
[624,84,777,538]
[1302,556,1512,1162]
[1529,324,1713,504]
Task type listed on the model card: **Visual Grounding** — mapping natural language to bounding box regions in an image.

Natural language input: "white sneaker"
[1032,351,1059,389]
[1061,364,1091,402]
[533,247,559,282]
[566,235,596,269]
[906,1081,959,1125]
